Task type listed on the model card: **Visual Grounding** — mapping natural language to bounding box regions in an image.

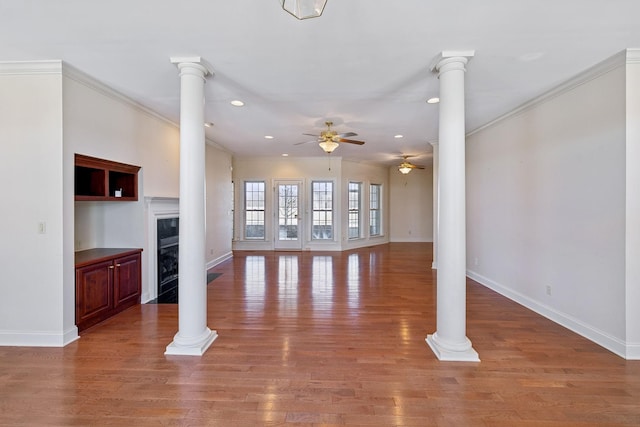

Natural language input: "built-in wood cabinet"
[75,154,141,201]
[75,248,142,332]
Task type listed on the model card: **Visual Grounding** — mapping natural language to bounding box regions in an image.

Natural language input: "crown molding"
[62,61,230,151]
[0,60,63,75]
[61,62,178,129]
[626,48,640,64]
[468,49,628,137]
[0,60,230,153]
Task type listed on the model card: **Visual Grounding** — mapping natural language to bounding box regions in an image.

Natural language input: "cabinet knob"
[115,264,121,267]
[109,265,115,269]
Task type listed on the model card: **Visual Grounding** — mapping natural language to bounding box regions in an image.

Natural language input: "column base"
[165,328,218,356]
[426,334,480,362]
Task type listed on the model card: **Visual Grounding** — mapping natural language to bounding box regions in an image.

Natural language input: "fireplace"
[157,217,179,303]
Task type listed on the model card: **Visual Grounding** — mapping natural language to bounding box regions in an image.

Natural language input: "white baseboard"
[0,326,79,347]
[206,251,233,270]
[625,343,640,360]
[467,269,632,359]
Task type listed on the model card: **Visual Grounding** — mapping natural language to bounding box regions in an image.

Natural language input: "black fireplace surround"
[157,217,179,303]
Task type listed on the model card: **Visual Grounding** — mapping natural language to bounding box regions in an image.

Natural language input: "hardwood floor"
[1,243,639,426]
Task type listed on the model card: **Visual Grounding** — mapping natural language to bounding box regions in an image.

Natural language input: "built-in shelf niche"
[75,154,141,201]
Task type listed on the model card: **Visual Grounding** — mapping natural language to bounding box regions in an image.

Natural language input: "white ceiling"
[2,1,639,167]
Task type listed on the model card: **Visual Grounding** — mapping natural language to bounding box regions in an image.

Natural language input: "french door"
[274,181,302,250]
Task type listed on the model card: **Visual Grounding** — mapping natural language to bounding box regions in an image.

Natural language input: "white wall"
[63,65,182,318]
[389,165,433,242]
[624,52,640,358]
[0,63,70,345]
[64,65,181,248]
[232,156,390,251]
[65,63,233,303]
[341,160,390,250]
[232,156,342,250]
[466,53,629,356]
[205,144,233,266]
[0,60,233,346]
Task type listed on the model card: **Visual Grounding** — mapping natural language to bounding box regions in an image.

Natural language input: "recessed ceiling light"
[204,122,214,128]
[264,135,274,139]
[230,100,244,107]
[394,134,403,139]
[427,97,440,104]
[282,153,289,157]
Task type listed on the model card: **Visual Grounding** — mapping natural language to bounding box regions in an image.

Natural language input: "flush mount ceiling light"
[394,134,403,139]
[281,0,327,20]
[427,97,440,104]
[230,100,244,107]
[264,135,274,139]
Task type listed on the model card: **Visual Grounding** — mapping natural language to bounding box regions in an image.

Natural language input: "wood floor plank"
[1,243,639,426]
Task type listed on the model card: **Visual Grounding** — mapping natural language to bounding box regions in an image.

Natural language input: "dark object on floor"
[207,272,222,283]
[147,272,222,304]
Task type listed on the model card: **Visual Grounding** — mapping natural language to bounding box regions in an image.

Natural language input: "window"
[231,181,235,240]
[244,181,265,239]
[370,183,381,236]
[312,181,333,240]
[348,182,361,239]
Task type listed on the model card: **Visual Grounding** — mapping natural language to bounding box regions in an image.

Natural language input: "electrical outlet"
[38,222,46,234]
[546,285,552,296]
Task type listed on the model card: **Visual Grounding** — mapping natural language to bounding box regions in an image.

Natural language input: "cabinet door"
[114,253,141,309]
[76,260,113,329]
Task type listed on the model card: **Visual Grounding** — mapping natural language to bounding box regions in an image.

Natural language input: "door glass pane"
[278,184,298,240]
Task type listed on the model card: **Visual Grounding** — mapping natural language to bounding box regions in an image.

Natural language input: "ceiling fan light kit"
[295,120,365,154]
[281,0,327,20]
[319,140,339,153]
[397,156,425,174]
[399,164,413,174]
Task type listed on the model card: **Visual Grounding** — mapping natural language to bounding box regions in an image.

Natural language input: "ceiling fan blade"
[337,138,365,145]
[303,133,319,137]
[337,132,357,138]
[294,140,318,146]
[405,163,425,169]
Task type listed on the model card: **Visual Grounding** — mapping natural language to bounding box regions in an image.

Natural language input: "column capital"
[430,50,475,75]
[170,56,214,78]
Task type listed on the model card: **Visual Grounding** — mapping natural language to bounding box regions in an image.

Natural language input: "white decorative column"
[426,51,479,362]
[431,141,439,270]
[165,57,218,356]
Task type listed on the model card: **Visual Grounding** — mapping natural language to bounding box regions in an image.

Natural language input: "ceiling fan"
[295,121,365,153]
[398,155,425,174]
